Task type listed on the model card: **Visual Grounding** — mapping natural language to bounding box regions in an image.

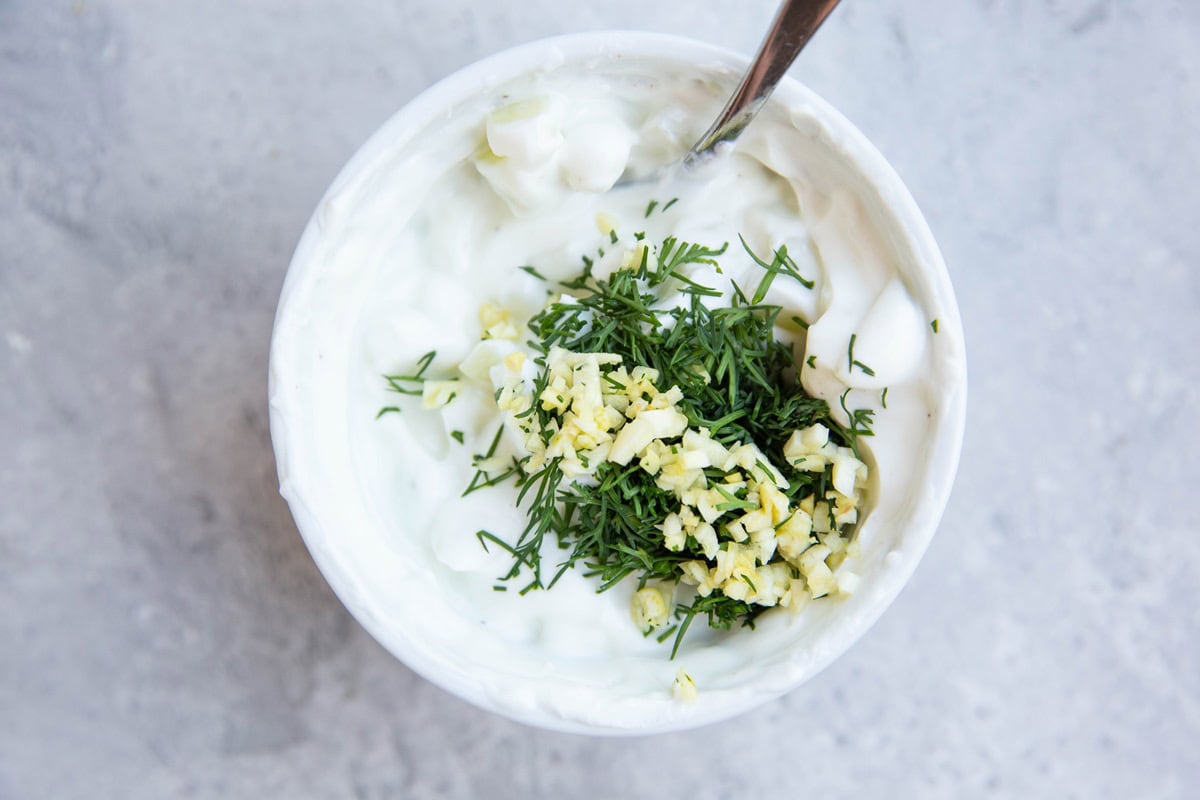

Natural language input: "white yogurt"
[269,33,967,733]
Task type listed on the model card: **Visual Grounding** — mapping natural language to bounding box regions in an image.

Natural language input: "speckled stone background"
[3,1,1198,797]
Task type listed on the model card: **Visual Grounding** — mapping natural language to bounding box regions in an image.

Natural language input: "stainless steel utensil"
[624,0,841,185]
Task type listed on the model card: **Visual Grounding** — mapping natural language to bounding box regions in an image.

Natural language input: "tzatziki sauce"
[270,40,965,731]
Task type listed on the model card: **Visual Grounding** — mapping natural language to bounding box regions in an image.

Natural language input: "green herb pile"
[460,233,873,655]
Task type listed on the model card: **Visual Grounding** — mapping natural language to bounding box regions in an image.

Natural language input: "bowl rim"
[269,29,968,736]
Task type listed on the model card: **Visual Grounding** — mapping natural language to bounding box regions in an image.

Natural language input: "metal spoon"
[625,0,841,185]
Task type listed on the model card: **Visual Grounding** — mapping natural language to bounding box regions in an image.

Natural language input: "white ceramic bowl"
[270,31,967,734]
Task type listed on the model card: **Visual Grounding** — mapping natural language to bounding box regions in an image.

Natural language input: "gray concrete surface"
[2,1,1198,797]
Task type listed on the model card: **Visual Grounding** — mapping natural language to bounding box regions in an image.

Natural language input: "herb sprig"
[383,350,436,395]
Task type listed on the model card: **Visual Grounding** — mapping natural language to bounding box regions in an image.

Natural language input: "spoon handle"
[686,0,841,165]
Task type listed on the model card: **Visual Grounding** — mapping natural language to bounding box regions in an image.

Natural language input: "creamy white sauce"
[270,43,966,731]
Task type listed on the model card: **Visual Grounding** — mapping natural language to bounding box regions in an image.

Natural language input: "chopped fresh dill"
[519,265,547,281]
[715,485,758,512]
[375,406,401,419]
[739,234,815,302]
[462,425,509,497]
[609,229,619,244]
[644,197,679,218]
[655,623,679,643]
[931,319,939,333]
[468,234,860,654]
[806,355,817,369]
[838,389,876,459]
[881,387,889,409]
[847,333,876,377]
[382,350,438,395]
[450,430,465,444]
[670,594,763,658]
